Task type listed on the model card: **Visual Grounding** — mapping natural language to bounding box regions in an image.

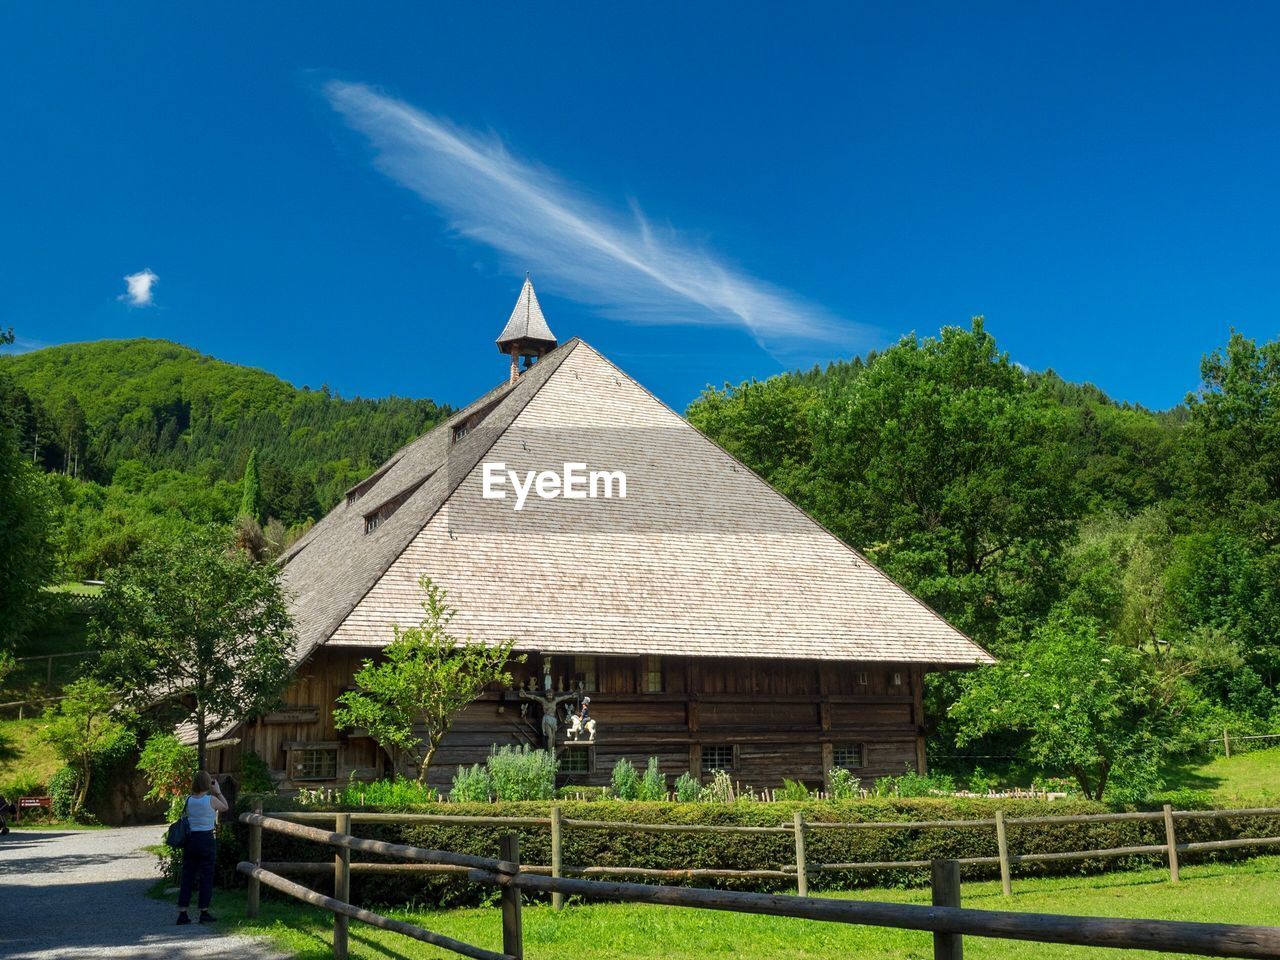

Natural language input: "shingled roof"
[275,337,993,671]
[495,276,556,353]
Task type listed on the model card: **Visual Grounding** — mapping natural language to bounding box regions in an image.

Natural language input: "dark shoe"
[176,912,191,925]
[198,911,217,924]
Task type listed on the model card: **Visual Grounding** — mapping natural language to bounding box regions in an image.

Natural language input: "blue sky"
[2,3,1277,411]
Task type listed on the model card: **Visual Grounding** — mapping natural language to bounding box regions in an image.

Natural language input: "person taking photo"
[176,771,227,924]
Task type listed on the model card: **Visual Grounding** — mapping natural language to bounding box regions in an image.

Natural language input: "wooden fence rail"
[238,811,1280,960]
[259,803,1280,899]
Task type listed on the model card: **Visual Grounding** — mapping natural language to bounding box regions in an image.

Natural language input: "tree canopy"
[94,526,296,766]
[334,577,520,783]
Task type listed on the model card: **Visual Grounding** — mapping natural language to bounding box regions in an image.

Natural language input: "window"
[854,671,869,686]
[362,474,432,535]
[452,424,469,443]
[642,655,664,693]
[574,655,596,692]
[890,671,903,687]
[294,748,338,781]
[701,744,734,772]
[560,745,591,774]
[345,458,400,506]
[833,744,864,770]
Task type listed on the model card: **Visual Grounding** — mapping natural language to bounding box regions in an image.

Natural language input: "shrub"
[637,758,667,801]
[829,768,860,800]
[239,750,276,793]
[342,775,439,808]
[450,765,493,803]
[232,795,1277,909]
[487,745,556,801]
[611,758,640,800]
[49,766,79,820]
[674,772,701,803]
[700,769,734,802]
[0,769,44,800]
[137,734,197,804]
[779,778,811,801]
[966,767,999,794]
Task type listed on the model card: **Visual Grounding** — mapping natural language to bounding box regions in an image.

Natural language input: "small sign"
[264,706,320,724]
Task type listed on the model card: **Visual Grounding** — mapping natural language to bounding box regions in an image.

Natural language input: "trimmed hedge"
[187,796,1280,909]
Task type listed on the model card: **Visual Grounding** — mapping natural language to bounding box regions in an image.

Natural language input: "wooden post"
[333,813,351,960]
[931,859,962,960]
[46,655,53,687]
[995,810,1012,897]
[1223,727,1231,758]
[551,804,564,911]
[247,799,262,918]
[1163,804,1180,884]
[500,833,524,960]
[793,811,808,897]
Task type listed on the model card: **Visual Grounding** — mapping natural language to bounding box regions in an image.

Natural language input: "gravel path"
[0,825,290,959]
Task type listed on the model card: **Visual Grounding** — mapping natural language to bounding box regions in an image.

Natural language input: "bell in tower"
[496,275,558,382]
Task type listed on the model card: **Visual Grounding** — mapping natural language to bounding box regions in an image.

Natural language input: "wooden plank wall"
[232,650,930,793]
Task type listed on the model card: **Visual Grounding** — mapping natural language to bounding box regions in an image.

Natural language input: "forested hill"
[0,339,449,493]
[0,339,450,574]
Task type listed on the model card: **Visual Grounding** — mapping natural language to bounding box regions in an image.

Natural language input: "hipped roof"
[280,338,993,670]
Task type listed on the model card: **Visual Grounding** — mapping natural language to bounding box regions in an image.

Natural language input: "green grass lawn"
[201,856,1280,960]
[1164,745,1280,805]
[0,717,59,798]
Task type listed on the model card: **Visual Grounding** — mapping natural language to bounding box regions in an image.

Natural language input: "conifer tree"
[240,449,262,523]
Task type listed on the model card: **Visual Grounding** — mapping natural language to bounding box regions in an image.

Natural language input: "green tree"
[0,350,55,652]
[137,733,199,818]
[951,615,1185,800]
[807,319,1081,649]
[334,576,520,783]
[39,678,132,816]
[94,527,296,767]
[1182,331,1280,543]
[240,448,262,523]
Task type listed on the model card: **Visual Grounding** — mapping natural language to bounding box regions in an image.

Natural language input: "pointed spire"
[496,275,557,351]
[496,276,557,381]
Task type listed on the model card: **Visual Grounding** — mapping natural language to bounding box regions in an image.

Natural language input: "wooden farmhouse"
[200,279,994,793]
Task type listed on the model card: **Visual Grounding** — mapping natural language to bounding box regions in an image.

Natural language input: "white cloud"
[324,81,866,353]
[120,269,158,307]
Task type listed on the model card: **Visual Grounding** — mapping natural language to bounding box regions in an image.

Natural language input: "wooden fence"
[263,803,1280,897]
[238,807,1280,959]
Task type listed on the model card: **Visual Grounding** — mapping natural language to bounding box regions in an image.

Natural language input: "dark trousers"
[178,830,217,910]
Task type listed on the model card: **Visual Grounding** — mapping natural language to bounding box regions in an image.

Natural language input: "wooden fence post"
[247,799,262,919]
[551,804,564,911]
[793,811,808,897]
[1223,727,1231,758]
[995,810,1011,897]
[1162,804,1180,884]
[500,833,524,960]
[333,813,351,960]
[931,859,962,960]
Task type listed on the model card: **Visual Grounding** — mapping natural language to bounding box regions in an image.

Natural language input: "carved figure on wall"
[567,696,596,742]
[520,687,578,745]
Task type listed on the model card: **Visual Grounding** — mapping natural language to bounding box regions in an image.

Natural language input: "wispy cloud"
[324,81,863,352]
[120,268,158,307]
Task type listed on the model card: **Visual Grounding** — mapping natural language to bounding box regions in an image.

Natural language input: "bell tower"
[496,274,558,382]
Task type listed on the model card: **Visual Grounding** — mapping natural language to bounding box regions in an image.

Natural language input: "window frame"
[700,743,736,773]
[559,744,593,774]
[832,743,865,770]
[292,747,339,781]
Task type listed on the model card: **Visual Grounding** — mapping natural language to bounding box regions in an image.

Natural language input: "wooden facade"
[212,648,928,792]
